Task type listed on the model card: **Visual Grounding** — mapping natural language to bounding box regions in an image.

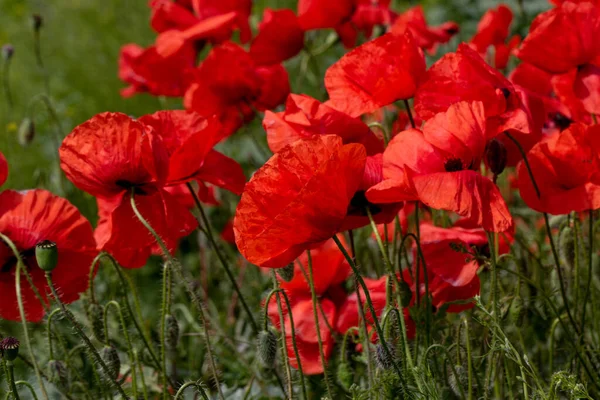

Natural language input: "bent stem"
[332,235,410,393]
[44,273,129,399]
[174,381,210,400]
[305,250,335,398]
[0,233,49,400]
[186,182,259,333]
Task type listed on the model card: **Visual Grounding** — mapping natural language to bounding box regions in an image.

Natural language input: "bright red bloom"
[470,4,513,54]
[263,94,383,155]
[0,190,96,322]
[297,0,355,31]
[184,42,290,128]
[517,123,600,214]
[493,34,520,70]
[367,101,513,232]
[511,62,554,96]
[150,0,199,32]
[249,9,305,66]
[325,32,426,118]
[60,112,197,268]
[390,6,459,54]
[335,0,395,48]
[0,152,7,187]
[234,136,367,268]
[118,43,195,98]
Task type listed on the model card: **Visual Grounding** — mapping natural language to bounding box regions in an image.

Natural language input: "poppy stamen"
[347,191,382,216]
[444,158,464,172]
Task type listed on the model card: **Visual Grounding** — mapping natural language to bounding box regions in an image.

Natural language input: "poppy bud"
[31,14,43,31]
[277,263,295,282]
[101,346,120,381]
[165,314,180,351]
[18,118,35,146]
[0,337,19,361]
[336,361,353,391]
[558,226,575,270]
[375,342,395,370]
[257,329,278,368]
[2,45,14,61]
[86,302,105,343]
[47,359,68,387]
[511,295,526,328]
[397,280,412,308]
[485,139,507,178]
[36,240,58,272]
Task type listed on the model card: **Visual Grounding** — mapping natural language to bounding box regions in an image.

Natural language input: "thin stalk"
[174,381,210,400]
[44,273,129,399]
[6,362,20,400]
[186,183,258,332]
[0,233,49,400]
[581,210,594,336]
[46,308,61,360]
[2,56,13,108]
[134,350,149,400]
[14,381,38,400]
[420,345,466,400]
[269,272,293,399]
[403,99,416,128]
[462,317,473,400]
[305,250,335,398]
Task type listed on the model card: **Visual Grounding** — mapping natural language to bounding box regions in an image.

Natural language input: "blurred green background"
[0,0,550,219]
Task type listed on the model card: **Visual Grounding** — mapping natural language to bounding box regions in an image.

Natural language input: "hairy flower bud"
[0,337,20,361]
[165,314,180,351]
[336,361,353,391]
[375,342,395,370]
[86,302,105,343]
[257,329,278,368]
[47,359,68,387]
[559,226,575,270]
[18,118,35,146]
[101,346,120,381]
[277,263,295,282]
[36,240,58,272]
[485,139,508,178]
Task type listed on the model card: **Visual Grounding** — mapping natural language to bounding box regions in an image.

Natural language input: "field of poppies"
[1,0,599,398]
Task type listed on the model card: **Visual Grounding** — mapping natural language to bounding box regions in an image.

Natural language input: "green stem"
[14,381,38,400]
[174,381,209,400]
[580,210,594,337]
[462,318,473,400]
[269,272,293,399]
[44,273,129,399]
[403,99,416,128]
[420,345,466,400]
[186,183,259,332]
[45,308,61,360]
[6,362,20,400]
[305,250,335,398]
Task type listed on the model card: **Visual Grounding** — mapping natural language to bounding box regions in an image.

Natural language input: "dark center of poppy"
[550,112,573,131]
[499,87,511,99]
[1,247,35,274]
[347,191,382,217]
[445,26,459,35]
[444,158,464,172]
[115,180,148,195]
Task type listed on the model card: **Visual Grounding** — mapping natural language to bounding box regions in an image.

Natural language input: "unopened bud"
[36,240,58,272]
[0,337,19,361]
[397,280,412,308]
[485,139,508,178]
[101,346,120,381]
[165,314,180,351]
[336,362,353,391]
[277,263,295,282]
[559,226,576,270]
[511,295,526,327]
[18,118,35,146]
[375,342,395,370]
[31,15,43,31]
[2,45,14,61]
[47,359,68,386]
[86,302,105,342]
[257,329,278,368]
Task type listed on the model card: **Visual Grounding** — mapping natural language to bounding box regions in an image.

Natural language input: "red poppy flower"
[184,42,290,128]
[263,94,383,155]
[0,152,7,187]
[220,219,235,244]
[516,1,600,114]
[297,0,355,31]
[390,6,459,54]
[0,190,96,322]
[60,112,197,268]
[118,43,195,98]
[517,123,600,214]
[325,32,426,118]
[336,0,395,48]
[150,0,199,32]
[510,62,554,96]
[234,135,367,268]
[249,9,305,66]
[192,0,252,42]
[470,4,513,54]
[367,101,513,232]
[493,34,520,70]
[164,182,219,209]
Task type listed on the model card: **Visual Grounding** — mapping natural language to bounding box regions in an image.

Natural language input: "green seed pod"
[47,359,68,387]
[86,302,105,343]
[101,346,120,381]
[511,296,527,328]
[277,263,295,282]
[397,280,412,308]
[165,314,180,351]
[36,240,58,272]
[257,329,278,368]
[558,226,575,270]
[375,342,395,371]
[0,337,20,362]
[18,118,35,146]
[336,361,354,391]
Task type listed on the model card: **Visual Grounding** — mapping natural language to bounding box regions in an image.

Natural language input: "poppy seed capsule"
[18,118,35,146]
[101,346,120,381]
[0,337,20,361]
[86,303,105,343]
[558,226,575,270]
[336,361,353,391]
[277,263,295,282]
[375,342,395,370]
[165,314,180,351]
[485,139,508,177]
[36,240,58,272]
[47,359,68,386]
[257,329,278,368]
